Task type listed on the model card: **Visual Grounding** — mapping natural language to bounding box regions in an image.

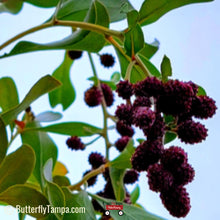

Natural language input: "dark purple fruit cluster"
[147,146,194,217]
[84,83,114,107]
[115,77,216,145]
[67,50,83,60]
[66,136,85,151]
[100,53,115,68]
[114,77,216,217]
[66,74,216,218]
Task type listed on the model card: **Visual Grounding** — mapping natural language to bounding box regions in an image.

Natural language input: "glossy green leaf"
[139,39,160,59]
[109,167,126,201]
[110,139,135,169]
[0,145,35,193]
[1,75,61,125]
[139,0,214,26]
[161,55,172,82]
[0,185,49,218]
[127,10,139,28]
[49,52,75,110]
[138,54,161,77]
[130,185,140,204]
[57,0,134,23]
[35,111,62,122]
[139,0,213,25]
[0,0,23,14]
[21,121,58,189]
[53,175,71,187]
[91,194,167,220]
[62,188,96,220]
[197,85,207,96]
[0,0,109,59]
[24,0,59,8]
[25,122,102,137]
[164,131,177,144]
[0,77,19,113]
[124,24,145,57]
[44,159,65,220]
[0,117,8,164]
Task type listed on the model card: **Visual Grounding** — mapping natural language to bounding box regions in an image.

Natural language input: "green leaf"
[101,0,134,23]
[49,52,75,110]
[24,122,102,137]
[109,167,126,201]
[57,0,134,23]
[0,145,35,193]
[0,185,49,218]
[124,24,145,57]
[0,77,19,113]
[0,117,8,164]
[139,0,214,26]
[197,85,207,96]
[111,72,121,83]
[24,0,59,8]
[110,139,135,169]
[62,188,96,220]
[21,121,58,189]
[35,111,62,122]
[90,194,167,220]
[161,55,172,82]
[44,159,65,220]
[1,75,61,125]
[164,131,177,144]
[53,175,71,187]
[19,213,26,220]
[0,0,109,59]
[139,40,160,59]
[0,77,19,131]
[57,0,92,22]
[164,114,175,124]
[136,138,145,144]
[114,43,147,83]
[127,10,139,28]
[138,54,161,77]
[0,0,23,14]
[130,185,140,204]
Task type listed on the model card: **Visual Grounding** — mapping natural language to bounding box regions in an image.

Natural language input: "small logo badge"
[105,202,124,216]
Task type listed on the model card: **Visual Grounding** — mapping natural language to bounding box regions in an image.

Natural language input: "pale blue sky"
[0,0,219,219]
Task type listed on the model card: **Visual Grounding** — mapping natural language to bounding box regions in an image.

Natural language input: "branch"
[0,20,124,51]
[68,164,108,191]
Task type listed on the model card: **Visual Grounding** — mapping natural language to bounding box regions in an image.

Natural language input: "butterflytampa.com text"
[15,205,86,215]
